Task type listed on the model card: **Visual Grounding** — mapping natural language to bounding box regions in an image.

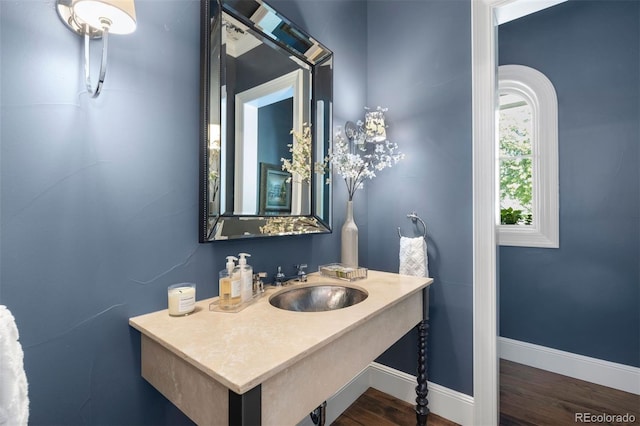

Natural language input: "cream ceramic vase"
[341,200,358,267]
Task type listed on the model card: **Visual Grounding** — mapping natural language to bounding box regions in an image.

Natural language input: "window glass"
[499,92,533,225]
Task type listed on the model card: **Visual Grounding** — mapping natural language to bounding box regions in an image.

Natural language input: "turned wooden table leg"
[416,287,430,426]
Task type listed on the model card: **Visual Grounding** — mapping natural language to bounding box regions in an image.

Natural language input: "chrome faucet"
[274,264,308,286]
[296,264,308,282]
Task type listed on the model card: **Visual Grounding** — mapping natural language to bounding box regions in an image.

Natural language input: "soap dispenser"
[237,253,253,303]
[219,256,240,309]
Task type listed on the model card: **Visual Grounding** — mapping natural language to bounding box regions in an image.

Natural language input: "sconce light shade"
[364,109,387,143]
[73,0,137,34]
[56,0,136,98]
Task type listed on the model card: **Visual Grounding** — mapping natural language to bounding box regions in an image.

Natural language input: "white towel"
[399,236,429,277]
[0,305,29,426]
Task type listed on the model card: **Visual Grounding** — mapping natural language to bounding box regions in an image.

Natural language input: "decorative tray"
[319,263,368,281]
[209,292,265,313]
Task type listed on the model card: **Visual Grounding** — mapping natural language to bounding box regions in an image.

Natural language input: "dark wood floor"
[331,387,456,426]
[332,360,640,426]
[499,359,639,426]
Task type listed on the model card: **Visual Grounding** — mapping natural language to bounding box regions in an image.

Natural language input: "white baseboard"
[499,337,640,395]
[297,362,474,426]
[369,362,475,426]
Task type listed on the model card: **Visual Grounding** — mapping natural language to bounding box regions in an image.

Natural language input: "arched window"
[498,65,559,248]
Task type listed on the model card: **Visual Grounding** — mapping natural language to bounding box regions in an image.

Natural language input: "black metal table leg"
[229,385,261,425]
[416,287,430,426]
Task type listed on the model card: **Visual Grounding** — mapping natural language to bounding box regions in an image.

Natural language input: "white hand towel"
[0,305,29,426]
[399,236,429,277]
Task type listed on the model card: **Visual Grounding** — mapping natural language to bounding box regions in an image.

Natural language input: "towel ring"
[397,212,427,239]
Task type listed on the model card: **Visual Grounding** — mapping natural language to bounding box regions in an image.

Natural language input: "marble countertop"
[129,270,432,394]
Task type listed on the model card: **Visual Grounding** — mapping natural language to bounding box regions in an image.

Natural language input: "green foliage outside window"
[500,207,533,225]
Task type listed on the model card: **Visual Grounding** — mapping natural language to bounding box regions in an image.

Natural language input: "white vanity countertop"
[129,270,432,394]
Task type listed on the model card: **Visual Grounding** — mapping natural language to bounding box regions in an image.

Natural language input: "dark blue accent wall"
[365,1,473,395]
[0,0,366,423]
[499,0,639,367]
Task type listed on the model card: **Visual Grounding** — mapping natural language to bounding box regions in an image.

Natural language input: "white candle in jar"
[167,283,196,316]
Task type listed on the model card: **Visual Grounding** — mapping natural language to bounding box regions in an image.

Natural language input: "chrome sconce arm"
[84,24,108,98]
[56,0,136,98]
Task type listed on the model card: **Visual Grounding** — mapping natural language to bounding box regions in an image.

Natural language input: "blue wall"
[258,99,292,172]
[1,0,474,424]
[499,0,639,367]
[0,0,365,423]
[365,0,473,395]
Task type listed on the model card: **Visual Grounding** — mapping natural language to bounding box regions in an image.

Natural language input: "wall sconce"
[56,0,137,98]
[344,106,388,145]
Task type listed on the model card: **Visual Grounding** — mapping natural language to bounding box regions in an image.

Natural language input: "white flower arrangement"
[328,107,404,201]
[281,124,312,183]
[259,216,321,235]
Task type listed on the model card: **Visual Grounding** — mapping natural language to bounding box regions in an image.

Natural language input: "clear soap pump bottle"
[219,256,240,309]
[236,253,253,303]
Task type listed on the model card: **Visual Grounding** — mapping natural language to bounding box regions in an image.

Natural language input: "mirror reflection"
[200,0,333,241]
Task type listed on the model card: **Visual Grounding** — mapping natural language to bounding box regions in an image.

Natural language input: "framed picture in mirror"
[259,163,291,214]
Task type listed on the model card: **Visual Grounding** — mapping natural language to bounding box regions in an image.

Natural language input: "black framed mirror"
[199,0,333,242]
